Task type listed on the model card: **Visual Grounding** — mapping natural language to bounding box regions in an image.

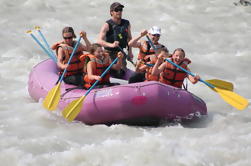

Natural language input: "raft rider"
[151,48,200,88]
[83,43,124,89]
[98,2,133,79]
[128,26,167,83]
[51,27,91,86]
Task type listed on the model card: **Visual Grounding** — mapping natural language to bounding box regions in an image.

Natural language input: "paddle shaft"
[58,37,82,83]
[146,35,157,51]
[145,36,160,67]
[36,29,55,57]
[29,33,57,63]
[146,35,215,89]
[117,46,136,67]
[118,46,129,56]
[165,58,214,88]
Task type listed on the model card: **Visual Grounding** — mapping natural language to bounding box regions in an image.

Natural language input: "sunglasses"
[63,36,73,40]
[152,34,160,37]
[114,8,123,12]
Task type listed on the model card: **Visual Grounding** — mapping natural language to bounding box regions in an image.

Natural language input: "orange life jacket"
[56,41,85,77]
[137,41,165,69]
[138,41,155,60]
[84,53,111,89]
[145,56,159,81]
[159,58,191,88]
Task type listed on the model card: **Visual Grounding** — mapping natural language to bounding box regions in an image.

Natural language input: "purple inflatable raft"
[28,59,207,125]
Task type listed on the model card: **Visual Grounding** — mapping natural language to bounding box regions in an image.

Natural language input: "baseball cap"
[110,2,124,11]
[149,26,161,35]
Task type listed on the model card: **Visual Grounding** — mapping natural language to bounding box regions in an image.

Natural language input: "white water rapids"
[0,0,251,165]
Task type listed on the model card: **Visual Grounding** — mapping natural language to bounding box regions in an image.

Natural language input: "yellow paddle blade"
[43,83,61,111]
[62,96,86,122]
[26,30,32,34]
[206,79,233,91]
[35,26,41,30]
[214,87,248,110]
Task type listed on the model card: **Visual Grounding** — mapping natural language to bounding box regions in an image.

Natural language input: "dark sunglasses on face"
[114,8,123,12]
[152,34,160,37]
[63,36,73,40]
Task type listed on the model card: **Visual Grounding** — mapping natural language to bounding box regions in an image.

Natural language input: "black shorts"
[128,72,146,83]
[63,74,84,86]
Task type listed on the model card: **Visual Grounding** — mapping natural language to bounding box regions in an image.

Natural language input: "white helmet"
[149,26,161,35]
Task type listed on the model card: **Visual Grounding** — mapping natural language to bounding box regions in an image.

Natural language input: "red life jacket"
[56,41,85,77]
[159,58,191,88]
[84,54,111,89]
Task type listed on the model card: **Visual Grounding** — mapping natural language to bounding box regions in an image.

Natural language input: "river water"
[0,0,251,165]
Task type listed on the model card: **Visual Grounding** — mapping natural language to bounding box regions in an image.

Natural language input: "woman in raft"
[151,48,200,88]
[51,27,91,86]
[83,43,124,89]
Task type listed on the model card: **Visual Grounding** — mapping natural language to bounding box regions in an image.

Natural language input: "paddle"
[62,52,122,122]
[26,30,57,63]
[205,79,233,91]
[165,58,248,110]
[137,37,233,91]
[117,46,136,67]
[43,37,82,111]
[35,26,55,58]
[146,35,248,110]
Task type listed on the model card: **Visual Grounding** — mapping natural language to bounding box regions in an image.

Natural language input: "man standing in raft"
[152,48,200,88]
[51,27,91,86]
[98,2,133,79]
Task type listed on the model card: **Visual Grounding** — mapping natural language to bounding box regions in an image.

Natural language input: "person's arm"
[97,23,119,48]
[126,24,133,59]
[136,55,154,72]
[86,62,101,81]
[51,40,64,50]
[57,47,68,70]
[187,67,200,84]
[151,54,166,75]
[79,31,91,52]
[135,60,145,72]
[128,29,148,48]
[138,64,148,72]
[111,52,123,70]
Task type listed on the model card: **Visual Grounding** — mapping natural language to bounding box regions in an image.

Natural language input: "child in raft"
[83,43,124,89]
[151,48,200,88]
[137,46,170,82]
